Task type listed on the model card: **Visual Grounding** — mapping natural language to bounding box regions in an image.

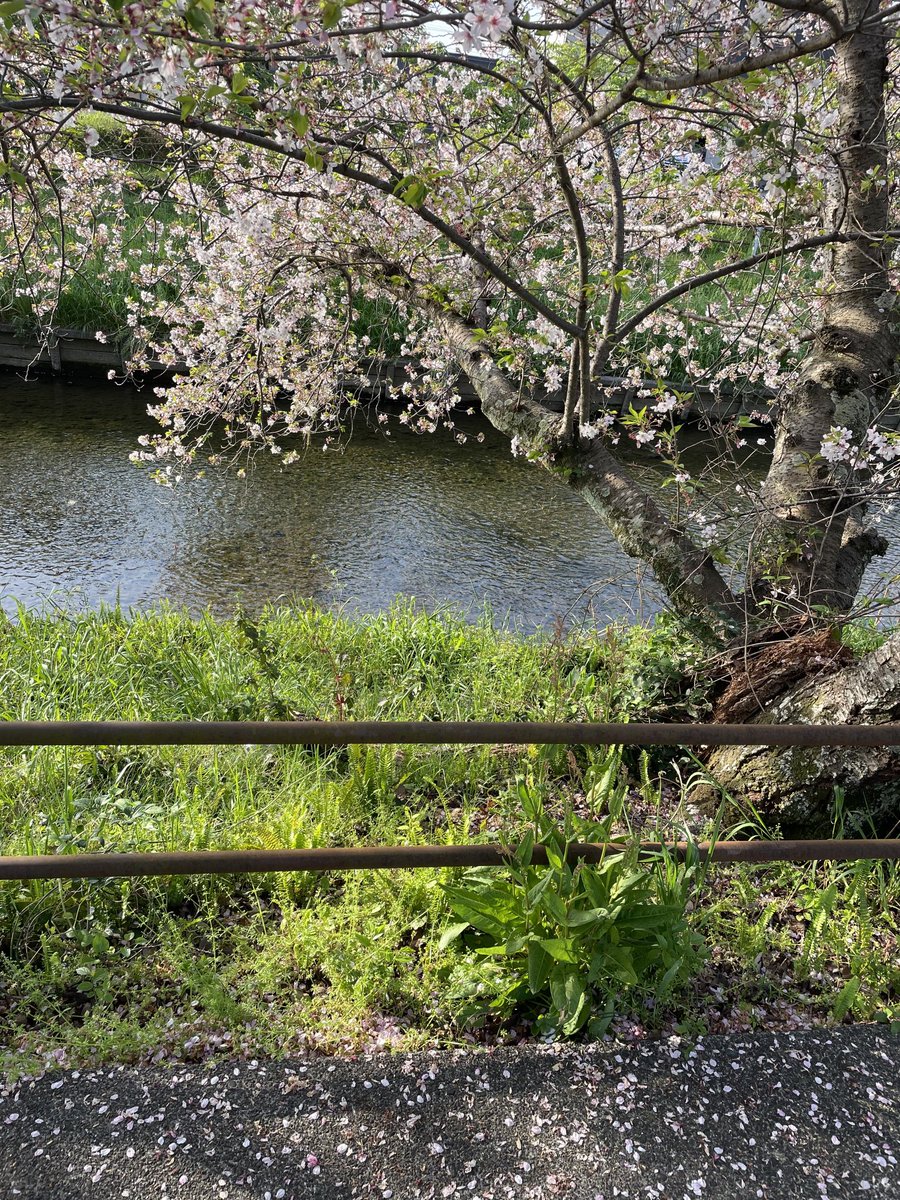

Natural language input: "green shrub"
[440,765,704,1037]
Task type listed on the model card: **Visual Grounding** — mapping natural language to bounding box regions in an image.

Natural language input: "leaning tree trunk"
[695,629,900,832]
[428,305,747,645]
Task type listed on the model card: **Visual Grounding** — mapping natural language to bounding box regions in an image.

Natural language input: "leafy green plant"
[440,773,704,1036]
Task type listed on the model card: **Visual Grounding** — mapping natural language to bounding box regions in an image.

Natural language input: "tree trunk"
[429,4,900,833]
[747,0,896,617]
[697,630,900,833]
[430,307,748,644]
[698,3,900,830]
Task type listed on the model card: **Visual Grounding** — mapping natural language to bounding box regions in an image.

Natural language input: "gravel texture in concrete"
[0,1027,896,1199]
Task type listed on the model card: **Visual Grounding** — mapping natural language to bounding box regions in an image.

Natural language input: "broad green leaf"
[607,946,639,986]
[540,890,568,926]
[566,906,612,928]
[656,956,684,997]
[538,937,578,963]
[563,988,591,1035]
[402,179,428,208]
[526,871,553,907]
[549,964,574,1013]
[515,829,534,867]
[611,870,649,900]
[582,870,611,909]
[442,886,518,940]
[588,1012,613,1038]
[550,965,590,1033]
[516,777,542,823]
[527,940,553,993]
[545,842,565,871]
[438,921,470,951]
[592,944,639,987]
[183,1,213,33]
[586,753,621,814]
[288,110,310,139]
[617,904,678,929]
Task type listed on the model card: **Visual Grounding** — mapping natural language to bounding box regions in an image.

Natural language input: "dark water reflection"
[5,377,899,628]
[0,376,662,629]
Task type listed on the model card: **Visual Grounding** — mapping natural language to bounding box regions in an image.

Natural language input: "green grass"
[0,603,896,1073]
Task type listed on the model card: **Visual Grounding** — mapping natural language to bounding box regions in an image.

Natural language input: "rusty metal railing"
[0,721,898,879]
[2,720,900,747]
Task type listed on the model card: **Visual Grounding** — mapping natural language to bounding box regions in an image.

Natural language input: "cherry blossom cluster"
[1,0,898,582]
[821,425,900,469]
[457,0,514,53]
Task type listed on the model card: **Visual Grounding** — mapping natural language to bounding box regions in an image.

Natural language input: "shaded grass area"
[0,604,896,1072]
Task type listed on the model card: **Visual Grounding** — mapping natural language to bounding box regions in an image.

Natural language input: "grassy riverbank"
[0,604,896,1072]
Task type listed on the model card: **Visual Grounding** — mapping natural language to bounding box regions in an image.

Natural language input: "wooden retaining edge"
[0,325,172,375]
[0,324,774,421]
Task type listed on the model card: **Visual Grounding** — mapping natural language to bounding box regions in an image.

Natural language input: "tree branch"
[1,94,582,339]
[557,24,843,148]
[599,229,853,362]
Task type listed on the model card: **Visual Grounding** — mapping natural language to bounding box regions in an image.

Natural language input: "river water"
[5,376,899,629]
[0,376,667,629]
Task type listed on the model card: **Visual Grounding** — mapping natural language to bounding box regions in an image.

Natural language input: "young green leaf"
[438,921,470,951]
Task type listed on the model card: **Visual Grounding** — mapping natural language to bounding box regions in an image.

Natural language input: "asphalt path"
[0,1027,896,1199]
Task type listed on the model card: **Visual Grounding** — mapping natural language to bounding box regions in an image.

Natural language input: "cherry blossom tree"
[2,0,900,824]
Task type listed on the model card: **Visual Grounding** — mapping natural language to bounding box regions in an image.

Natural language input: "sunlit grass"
[0,603,896,1070]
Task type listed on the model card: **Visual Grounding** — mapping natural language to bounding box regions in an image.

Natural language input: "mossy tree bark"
[435,1,900,830]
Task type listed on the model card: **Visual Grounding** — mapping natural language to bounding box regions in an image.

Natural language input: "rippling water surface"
[0,376,665,628]
[5,376,899,629]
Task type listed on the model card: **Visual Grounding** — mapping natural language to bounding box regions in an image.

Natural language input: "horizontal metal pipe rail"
[2,720,900,747]
[1,721,898,879]
[1,840,899,881]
